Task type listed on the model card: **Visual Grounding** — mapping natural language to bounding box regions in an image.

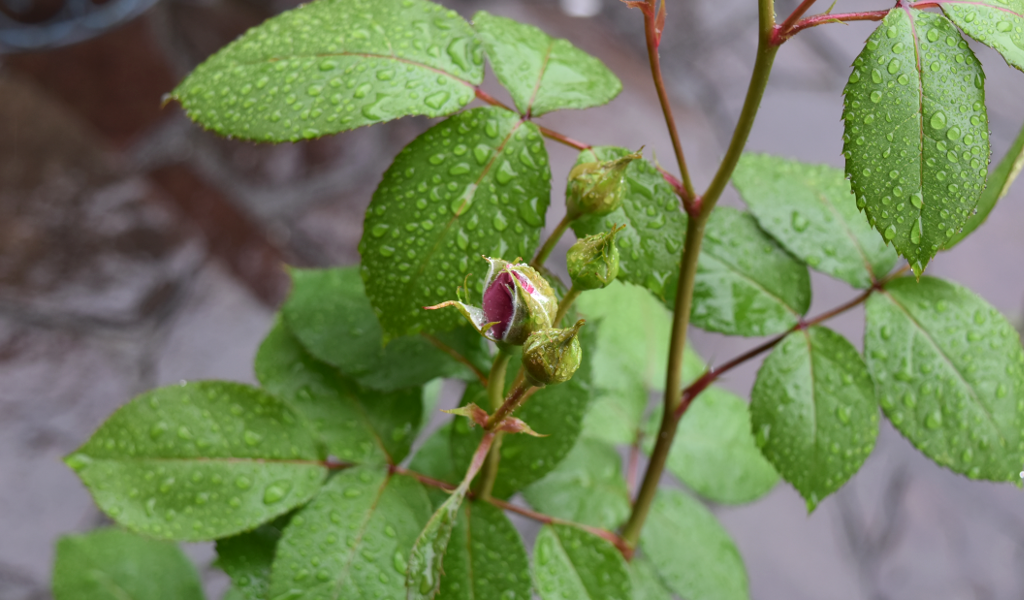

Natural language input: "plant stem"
[475,88,590,151]
[424,334,488,386]
[532,212,576,267]
[775,0,818,40]
[780,9,890,42]
[476,349,512,499]
[642,0,697,209]
[554,287,582,327]
[486,383,534,429]
[621,0,778,548]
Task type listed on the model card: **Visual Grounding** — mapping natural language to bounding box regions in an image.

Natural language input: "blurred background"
[3,0,1024,598]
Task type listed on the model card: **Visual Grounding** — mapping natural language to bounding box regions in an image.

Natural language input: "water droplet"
[884,225,897,240]
[235,476,252,490]
[494,160,517,185]
[930,111,947,130]
[997,20,1013,32]
[927,29,940,42]
[371,224,389,238]
[836,405,852,424]
[887,58,901,74]
[870,90,883,103]
[263,480,292,504]
[492,212,509,231]
[909,191,924,209]
[424,91,450,110]
[450,183,476,216]
[244,430,263,446]
[925,410,943,429]
[150,421,168,439]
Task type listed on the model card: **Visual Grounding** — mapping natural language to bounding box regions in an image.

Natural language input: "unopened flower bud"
[567,226,623,291]
[482,259,558,346]
[522,320,585,387]
[565,150,642,217]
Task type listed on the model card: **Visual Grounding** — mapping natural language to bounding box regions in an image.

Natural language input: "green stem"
[620,0,778,547]
[532,212,576,268]
[486,382,534,430]
[476,349,513,499]
[554,287,582,327]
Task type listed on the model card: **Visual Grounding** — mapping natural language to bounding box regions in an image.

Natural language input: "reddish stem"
[475,88,591,151]
[779,9,891,42]
[775,0,819,40]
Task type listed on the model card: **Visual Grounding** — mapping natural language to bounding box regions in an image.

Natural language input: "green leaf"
[865,276,1024,480]
[843,8,989,276]
[690,207,811,336]
[65,381,326,541]
[256,317,422,465]
[450,325,594,499]
[940,0,1024,72]
[472,12,621,117]
[171,0,483,142]
[522,438,631,530]
[53,528,205,600]
[269,466,432,600]
[576,280,703,444]
[750,326,878,510]
[947,118,1024,247]
[216,516,290,600]
[733,153,899,288]
[533,524,632,600]
[642,490,749,600]
[439,500,532,600]
[360,107,552,339]
[406,478,469,600]
[571,147,688,303]
[408,424,459,486]
[647,387,779,505]
[283,267,488,392]
[630,556,673,600]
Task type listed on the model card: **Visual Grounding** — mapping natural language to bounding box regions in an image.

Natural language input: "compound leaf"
[522,437,631,530]
[940,0,1024,72]
[641,490,749,600]
[843,8,989,275]
[571,147,688,303]
[269,466,431,600]
[733,153,898,288]
[946,118,1024,247]
[53,528,204,600]
[439,500,532,600]
[865,276,1024,480]
[647,387,779,505]
[216,516,290,600]
[750,326,879,510]
[283,267,488,392]
[171,0,483,142]
[534,524,632,600]
[360,107,551,339]
[65,381,326,541]
[473,12,621,117]
[691,207,811,336]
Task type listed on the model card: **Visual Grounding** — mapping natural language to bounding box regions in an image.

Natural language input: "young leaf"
[533,524,632,600]
[843,8,989,275]
[283,267,488,392]
[171,0,483,142]
[865,277,1024,480]
[269,466,432,600]
[472,12,622,117]
[216,516,290,600]
[65,381,326,541]
[360,107,552,339]
[690,207,811,336]
[256,318,422,465]
[946,118,1024,247]
[522,437,631,530]
[576,281,703,444]
[450,326,594,499]
[53,528,205,600]
[439,500,532,600]
[647,387,779,505]
[732,153,898,288]
[750,326,879,510]
[641,489,749,600]
[571,147,688,303]
[630,555,673,600]
[940,0,1024,72]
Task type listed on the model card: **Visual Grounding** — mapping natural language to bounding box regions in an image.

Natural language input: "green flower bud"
[567,226,623,291]
[521,320,585,387]
[565,150,642,217]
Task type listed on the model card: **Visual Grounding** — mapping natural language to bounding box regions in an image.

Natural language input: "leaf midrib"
[547,527,597,600]
[701,249,802,320]
[331,473,392,600]
[217,51,476,88]
[812,187,877,284]
[935,0,1024,20]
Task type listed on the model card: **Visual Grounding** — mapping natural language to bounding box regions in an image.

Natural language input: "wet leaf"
[690,207,811,336]
[53,528,204,600]
[408,424,459,486]
[940,0,1024,72]
[439,500,532,600]
[269,466,431,600]
[216,516,290,600]
[405,478,469,600]
[843,8,989,275]
[256,317,422,464]
[571,147,688,304]
[642,489,749,600]
[360,107,551,339]
[522,438,631,530]
[733,153,898,288]
[473,12,621,116]
[64,381,326,541]
[865,276,1024,480]
[630,555,673,600]
[171,0,483,141]
[533,524,632,600]
[283,267,488,392]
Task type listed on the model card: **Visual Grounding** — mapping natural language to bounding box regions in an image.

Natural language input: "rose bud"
[565,149,642,217]
[567,226,623,291]
[521,320,585,387]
